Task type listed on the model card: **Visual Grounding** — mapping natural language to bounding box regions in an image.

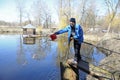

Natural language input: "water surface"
[0,35,60,80]
[0,35,106,80]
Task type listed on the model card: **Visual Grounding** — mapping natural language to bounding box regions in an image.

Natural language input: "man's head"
[70,18,76,27]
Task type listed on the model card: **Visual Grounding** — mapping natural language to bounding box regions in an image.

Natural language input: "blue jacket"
[55,24,84,44]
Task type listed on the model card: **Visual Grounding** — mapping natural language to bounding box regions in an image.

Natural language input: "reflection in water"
[23,37,36,44]
[56,36,105,65]
[56,36,105,63]
[17,35,28,65]
[0,35,60,80]
[17,51,27,66]
[56,36,104,65]
[81,43,106,66]
[0,35,107,80]
[17,36,52,63]
[92,47,106,66]
[31,37,51,60]
[81,43,94,63]
[57,36,74,62]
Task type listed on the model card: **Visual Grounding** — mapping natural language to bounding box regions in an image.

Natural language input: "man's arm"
[54,26,69,35]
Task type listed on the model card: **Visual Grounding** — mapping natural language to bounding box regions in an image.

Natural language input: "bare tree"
[32,0,52,29]
[105,0,120,34]
[79,0,88,26]
[15,0,25,27]
[42,13,51,29]
[96,0,120,47]
[26,13,31,24]
[76,0,97,32]
[86,3,97,30]
[41,3,51,29]
[63,0,72,24]
[32,0,43,26]
[57,0,73,29]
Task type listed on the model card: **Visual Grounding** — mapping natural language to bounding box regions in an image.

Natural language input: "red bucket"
[50,34,57,41]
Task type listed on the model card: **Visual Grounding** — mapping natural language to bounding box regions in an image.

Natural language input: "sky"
[0,0,106,23]
[0,0,17,22]
[0,0,58,22]
[0,0,36,22]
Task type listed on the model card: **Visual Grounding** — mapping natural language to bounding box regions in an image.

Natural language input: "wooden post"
[60,61,79,80]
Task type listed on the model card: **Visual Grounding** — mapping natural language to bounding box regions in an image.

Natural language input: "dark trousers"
[74,40,81,62]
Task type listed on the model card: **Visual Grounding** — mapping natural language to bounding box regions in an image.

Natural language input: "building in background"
[23,24,36,35]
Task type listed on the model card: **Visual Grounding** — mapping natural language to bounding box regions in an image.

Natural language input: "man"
[54,18,84,64]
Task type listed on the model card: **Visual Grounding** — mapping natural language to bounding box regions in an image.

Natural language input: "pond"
[0,35,106,80]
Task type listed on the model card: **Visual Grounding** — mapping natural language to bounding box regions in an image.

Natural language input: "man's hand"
[50,34,57,41]
[70,37,73,41]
